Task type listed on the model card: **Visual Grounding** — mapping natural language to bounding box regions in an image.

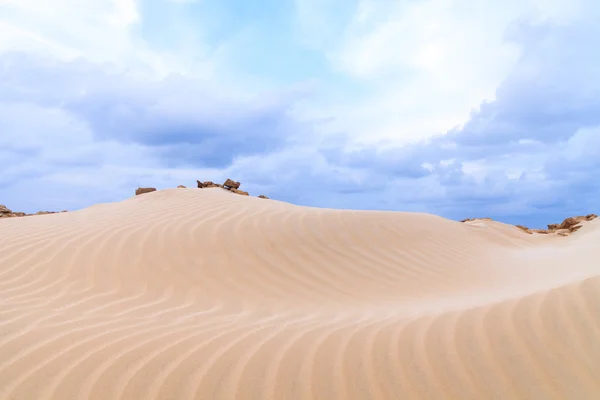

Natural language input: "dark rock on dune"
[460,217,492,223]
[135,187,157,196]
[230,188,249,196]
[0,204,65,219]
[193,179,270,199]
[223,179,241,189]
[198,180,220,188]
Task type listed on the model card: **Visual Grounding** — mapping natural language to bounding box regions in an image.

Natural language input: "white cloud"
[0,0,188,77]
[1,0,598,225]
[295,0,585,146]
[109,0,139,26]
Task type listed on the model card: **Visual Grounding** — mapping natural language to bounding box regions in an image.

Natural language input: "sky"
[1,0,599,228]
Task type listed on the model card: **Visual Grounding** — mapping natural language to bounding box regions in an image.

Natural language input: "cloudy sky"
[1,0,599,227]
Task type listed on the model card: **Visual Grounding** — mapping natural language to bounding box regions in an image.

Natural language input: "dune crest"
[1,188,599,399]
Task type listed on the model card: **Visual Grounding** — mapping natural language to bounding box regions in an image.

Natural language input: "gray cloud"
[1,15,599,228]
[0,53,309,168]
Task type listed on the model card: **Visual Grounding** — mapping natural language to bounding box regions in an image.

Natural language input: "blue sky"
[1,0,599,228]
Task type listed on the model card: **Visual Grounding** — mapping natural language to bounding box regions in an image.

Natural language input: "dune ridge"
[1,187,599,399]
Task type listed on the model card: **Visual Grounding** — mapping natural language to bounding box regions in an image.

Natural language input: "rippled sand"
[1,188,599,399]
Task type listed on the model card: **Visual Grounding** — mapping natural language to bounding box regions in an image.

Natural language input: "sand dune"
[1,188,599,399]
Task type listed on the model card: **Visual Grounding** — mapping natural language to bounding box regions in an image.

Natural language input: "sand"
[0,188,599,399]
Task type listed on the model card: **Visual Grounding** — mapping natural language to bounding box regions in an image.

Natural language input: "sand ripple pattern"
[1,188,599,399]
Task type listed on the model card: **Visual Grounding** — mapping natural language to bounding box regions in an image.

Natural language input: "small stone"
[223,179,240,189]
[177,185,187,188]
[460,217,492,223]
[230,188,249,196]
[198,181,220,188]
[135,187,157,196]
[258,195,269,199]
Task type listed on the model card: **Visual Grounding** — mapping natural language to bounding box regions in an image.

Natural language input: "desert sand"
[0,187,599,399]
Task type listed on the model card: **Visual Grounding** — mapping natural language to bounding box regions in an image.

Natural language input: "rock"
[0,205,66,220]
[198,180,220,188]
[223,179,240,189]
[177,185,186,188]
[531,229,549,234]
[547,215,594,231]
[258,195,269,199]
[460,217,492,223]
[559,217,578,229]
[0,211,25,218]
[230,188,249,196]
[542,214,598,235]
[135,187,157,196]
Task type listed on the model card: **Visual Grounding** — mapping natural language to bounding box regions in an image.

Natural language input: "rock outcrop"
[135,187,157,196]
[460,217,492,223]
[193,178,270,199]
[223,179,240,189]
[461,214,598,237]
[1,205,66,219]
[197,180,221,188]
[547,214,597,230]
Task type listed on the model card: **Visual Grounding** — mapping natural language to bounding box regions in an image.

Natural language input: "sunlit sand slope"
[1,188,599,399]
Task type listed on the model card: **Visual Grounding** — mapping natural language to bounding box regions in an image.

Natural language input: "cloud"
[1,0,599,230]
[1,52,315,168]
[293,0,590,147]
[260,9,599,227]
